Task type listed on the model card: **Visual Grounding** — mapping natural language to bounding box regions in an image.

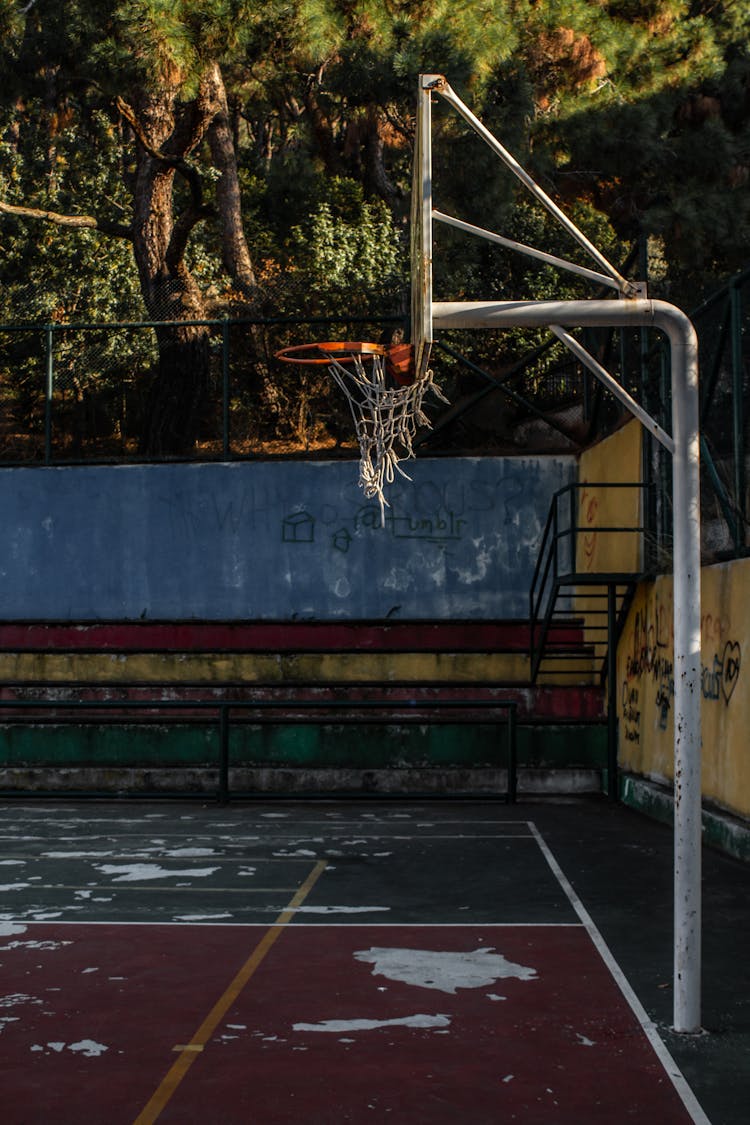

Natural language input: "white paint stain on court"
[173,913,234,922]
[0,922,27,937]
[1,993,44,1009]
[164,848,216,858]
[31,1039,108,1057]
[1,939,71,952]
[43,850,118,859]
[353,947,537,993]
[293,1014,450,1033]
[93,864,219,882]
[293,906,390,915]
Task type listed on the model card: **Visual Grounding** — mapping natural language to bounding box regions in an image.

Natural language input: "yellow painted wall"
[0,650,532,685]
[618,558,750,819]
[576,421,643,575]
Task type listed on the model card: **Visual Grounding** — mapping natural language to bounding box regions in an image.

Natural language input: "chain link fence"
[2,268,747,567]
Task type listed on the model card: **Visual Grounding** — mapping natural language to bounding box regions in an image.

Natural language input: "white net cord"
[328,352,448,524]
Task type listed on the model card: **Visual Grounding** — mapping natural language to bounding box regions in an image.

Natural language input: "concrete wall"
[0,456,574,622]
[618,559,750,821]
[576,422,643,575]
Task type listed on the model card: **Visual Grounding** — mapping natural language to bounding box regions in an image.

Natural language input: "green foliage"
[287,184,406,314]
[0,0,748,456]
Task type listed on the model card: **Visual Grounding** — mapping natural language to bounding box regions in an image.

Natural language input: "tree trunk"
[129,70,220,456]
[207,64,259,303]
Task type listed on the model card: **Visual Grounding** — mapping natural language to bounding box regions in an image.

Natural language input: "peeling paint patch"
[173,913,233,922]
[294,906,390,915]
[32,1040,109,1057]
[293,1014,451,1033]
[43,851,117,858]
[1,993,44,1009]
[94,864,219,882]
[353,947,537,993]
[164,848,217,858]
[1,939,71,952]
[0,922,27,937]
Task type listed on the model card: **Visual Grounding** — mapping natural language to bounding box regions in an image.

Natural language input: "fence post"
[507,705,517,804]
[44,325,54,465]
[607,585,618,801]
[222,318,230,458]
[218,705,230,804]
[730,283,745,529]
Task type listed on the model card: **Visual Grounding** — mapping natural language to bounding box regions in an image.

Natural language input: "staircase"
[529,481,648,796]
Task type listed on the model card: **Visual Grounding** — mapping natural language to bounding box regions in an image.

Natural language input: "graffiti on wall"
[621,587,742,743]
[280,473,529,555]
[579,485,599,572]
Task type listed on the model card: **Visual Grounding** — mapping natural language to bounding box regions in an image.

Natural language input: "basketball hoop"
[275,340,448,522]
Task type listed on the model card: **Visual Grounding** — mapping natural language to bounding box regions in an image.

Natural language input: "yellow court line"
[132,859,328,1125]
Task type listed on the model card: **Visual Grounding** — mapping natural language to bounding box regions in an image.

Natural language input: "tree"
[1,0,748,461]
[0,1,263,453]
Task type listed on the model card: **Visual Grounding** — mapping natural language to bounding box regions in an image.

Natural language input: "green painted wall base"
[0,721,607,797]
[620,772,750,864]
[0,721,607,770]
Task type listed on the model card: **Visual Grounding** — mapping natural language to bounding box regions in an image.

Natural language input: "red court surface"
[2,921,697,1124]
[0,800,733,1123]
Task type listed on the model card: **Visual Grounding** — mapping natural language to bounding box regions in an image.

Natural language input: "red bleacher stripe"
[0,621,582,653]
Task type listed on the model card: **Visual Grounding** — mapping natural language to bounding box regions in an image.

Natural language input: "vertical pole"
[730,284,745,530]
[607,584,618,801]
[552,498,559,583]
[569,483,578,576]
[219,705,230,805]
[222,318,230,459]
[44,325,54,465]
[506,705,517,804]
[412,76,434,377]
[582,329,591,421]
[667,311,702,1034]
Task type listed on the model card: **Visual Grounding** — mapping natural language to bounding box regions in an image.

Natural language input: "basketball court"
[0,73,739,1125]
[2,797,747,1124]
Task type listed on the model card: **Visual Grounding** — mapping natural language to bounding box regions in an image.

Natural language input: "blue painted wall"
[0,457,574,621]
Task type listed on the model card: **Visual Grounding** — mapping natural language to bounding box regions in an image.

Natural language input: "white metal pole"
[433,298,702,1032]
[661,309,702,1034]
[431,79,634,295]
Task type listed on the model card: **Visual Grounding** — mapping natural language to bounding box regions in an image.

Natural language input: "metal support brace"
[433,298,701,1034]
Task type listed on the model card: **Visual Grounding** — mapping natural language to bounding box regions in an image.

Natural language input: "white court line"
[2,919,585,928]
[0,833,536,843]
[528,821,711,1125]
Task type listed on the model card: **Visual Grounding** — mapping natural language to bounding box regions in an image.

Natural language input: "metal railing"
[0,691,518,803]
[0,314,403,465]
[529,481,649,800]
[529,481,650,644]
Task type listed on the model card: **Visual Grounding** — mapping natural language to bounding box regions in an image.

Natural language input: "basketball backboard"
[410,75,441,380]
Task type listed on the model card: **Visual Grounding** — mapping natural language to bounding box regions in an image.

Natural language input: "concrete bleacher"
[0,620,606,798]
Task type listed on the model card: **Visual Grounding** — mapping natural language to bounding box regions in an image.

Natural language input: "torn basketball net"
[327,351,448,522]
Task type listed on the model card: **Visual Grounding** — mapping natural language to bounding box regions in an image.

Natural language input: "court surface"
[1,798,747,1124]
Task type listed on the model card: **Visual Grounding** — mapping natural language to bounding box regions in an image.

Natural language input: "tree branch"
[116,95,204,210]
[0,198,132,240]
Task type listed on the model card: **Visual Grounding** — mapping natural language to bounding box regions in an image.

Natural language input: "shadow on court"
[0,797,747,1124]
